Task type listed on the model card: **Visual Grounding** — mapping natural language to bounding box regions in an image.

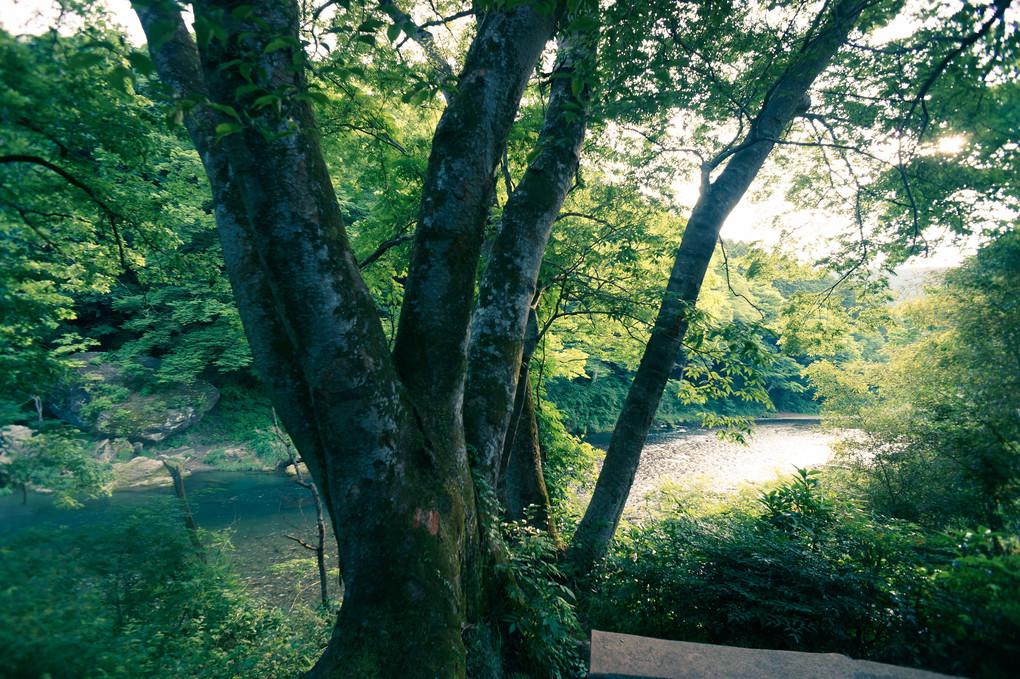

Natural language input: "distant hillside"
[888,266,947,301]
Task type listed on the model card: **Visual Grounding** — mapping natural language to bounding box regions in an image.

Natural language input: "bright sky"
[1,0,990,268]
[3,0,145,43]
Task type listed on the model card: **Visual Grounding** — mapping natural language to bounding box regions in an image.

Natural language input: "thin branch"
[358,233,414,268]
[718,239,767,321]
[312,0,340,23]
[764,136,887,164]
[500,148,514,195]
[419,9,474,29]
[898,0,1011,138]
[338,123,409,154]
[378,0,455,104]
[554,211,617,228]
[0,155,125,220]
[896,159,927,257]
[1,154,139,270]
[285,534,319,551]
[618,125,705,163]
[11,206,66,255]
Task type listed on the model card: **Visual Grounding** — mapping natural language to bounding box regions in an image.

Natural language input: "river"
[0,471,336,608]
[587,418,835,508]
[0,419,833,603]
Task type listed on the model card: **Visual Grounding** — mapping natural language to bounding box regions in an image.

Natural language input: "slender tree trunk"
[464,28,594,488]
[567,0,871,568]
[275,409,331,608]
[501,371,559,541]
[159,456,203,556]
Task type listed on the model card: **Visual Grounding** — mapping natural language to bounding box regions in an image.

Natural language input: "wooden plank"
[589,630,961,679]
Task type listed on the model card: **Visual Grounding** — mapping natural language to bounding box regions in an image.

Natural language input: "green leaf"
[252,94,281,108]
[567,15,600,33]
[263,37,294,54]
[207,103,240,119]
[386,23,401,43]
[82,39,117,51]
[231,5,256,20]
[107,65,135,93]
[217,58,243,72]
[234,84,264,97]
[215,122,244,138]
[193,14,214,48]
[208,16,229,43]
[165,106,185,128]
[68,52,106,70]
[146,19,178,52]
[296,91,330,106]
[357,18,384,33]
[126,51,155,76]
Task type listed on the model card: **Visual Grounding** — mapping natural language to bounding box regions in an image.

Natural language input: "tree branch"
[378,0,455,104]
[898,0,1012,138]
[358,233,414,268]
[0,155,124,221]
[718,239,767,320]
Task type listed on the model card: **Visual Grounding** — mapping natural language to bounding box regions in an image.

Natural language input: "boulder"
[47,352,219,444]
[108,455,173,489]
[93,438,135,463]
[0,425,33,477]
[0,425,34,455]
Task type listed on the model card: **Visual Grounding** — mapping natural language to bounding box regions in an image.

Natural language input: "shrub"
[578,469,1020,677]
[0,503,329,679]
[497,521,586,679]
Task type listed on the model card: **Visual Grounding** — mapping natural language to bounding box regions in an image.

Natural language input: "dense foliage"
[809,230,1020,531]
[579,469,1020,679]
[0,505,330,679]
[0,0,1017,676]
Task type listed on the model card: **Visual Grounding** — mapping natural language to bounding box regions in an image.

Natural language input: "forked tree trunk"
[567,0,872,569]
[135,1,559,676]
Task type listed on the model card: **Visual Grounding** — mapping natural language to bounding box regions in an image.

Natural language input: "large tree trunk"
[135,1,560,676]
[567,0,872,568]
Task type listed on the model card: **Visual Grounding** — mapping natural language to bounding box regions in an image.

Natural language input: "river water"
[588,418,835,508]
[0,420,833,603]
[0,471,336,608]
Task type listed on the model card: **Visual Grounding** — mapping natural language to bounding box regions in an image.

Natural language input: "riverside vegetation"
[1,0,1019,677]
[4,238,1019,678]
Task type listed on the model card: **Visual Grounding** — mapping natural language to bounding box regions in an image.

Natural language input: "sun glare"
[936,135,967,155]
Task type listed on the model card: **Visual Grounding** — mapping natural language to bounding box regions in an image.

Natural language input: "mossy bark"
[136,1,563,676]
[501,372,559,541]
[464,29,594,489]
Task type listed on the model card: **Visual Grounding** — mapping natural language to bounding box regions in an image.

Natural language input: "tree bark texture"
[501,370,559,541]
[567,0,872,568]
[463,30,593,488]
[135,1,561,676]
